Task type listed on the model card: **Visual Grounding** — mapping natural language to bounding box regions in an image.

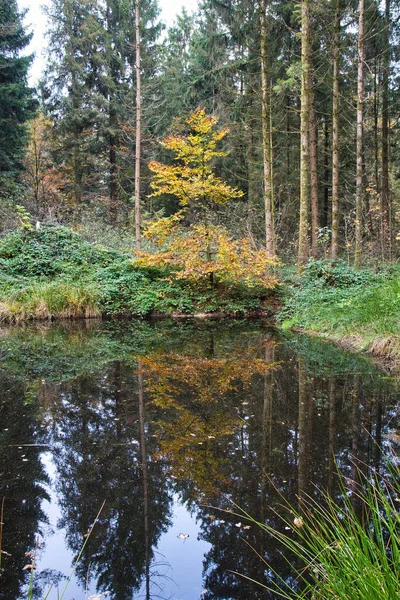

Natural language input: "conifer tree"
[44,0,162,217]
[0,0,35,196]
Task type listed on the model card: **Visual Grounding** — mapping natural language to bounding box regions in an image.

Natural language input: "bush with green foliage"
[0,226,274,320]
[280,259,400,344]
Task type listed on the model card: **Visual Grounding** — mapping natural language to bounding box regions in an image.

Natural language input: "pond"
[0,319,398,600]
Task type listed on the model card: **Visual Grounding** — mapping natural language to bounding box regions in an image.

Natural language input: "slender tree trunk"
[260,0,275,256]
[106,1,118,220]
[298,0,311,266]
[109,109,118,218]
[310,85,319,255]
[354,0,365,268]
[135,0,142,250]
[381,0,391,259]
[246,114,256,233]
[331,0,341,259]
[323,119,330,227]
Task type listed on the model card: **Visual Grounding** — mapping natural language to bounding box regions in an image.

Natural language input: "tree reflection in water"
[0,321,398,599]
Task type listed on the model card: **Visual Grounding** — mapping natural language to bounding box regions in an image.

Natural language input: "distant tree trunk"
[381,0,391,259]
[246,120,257,234]
[323,119,330,226]
[135,0,142,250]
[331,0,341,259]
[298,0,311,266]
[109,109,118,218]
[106,0,119,220]
[354,0,365,268]
[260,0,275,256]
[310,84,319,256]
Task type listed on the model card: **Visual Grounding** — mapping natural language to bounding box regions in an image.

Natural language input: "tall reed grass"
[0,280,101,322]
[233,464,400,599]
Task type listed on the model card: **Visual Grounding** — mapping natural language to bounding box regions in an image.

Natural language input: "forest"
[1,0,400,357]
[2,2,400,597]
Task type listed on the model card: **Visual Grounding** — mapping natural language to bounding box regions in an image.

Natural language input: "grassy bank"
[280,259,400,366]
[0,226,276,321]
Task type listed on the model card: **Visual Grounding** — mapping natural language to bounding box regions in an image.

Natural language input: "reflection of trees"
[50,363,172,599]
[0,374,49,600]
[0,321,399,599]
[193,340,399,598]
[298,358,314,499]
[142,343,278,502]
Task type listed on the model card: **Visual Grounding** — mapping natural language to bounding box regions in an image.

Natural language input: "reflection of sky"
[153,499,211,600]
[37,454,210,600]
[18,0,200,84]
[36,452,88,599]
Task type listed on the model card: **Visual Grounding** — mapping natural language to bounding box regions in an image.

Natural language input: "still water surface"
[0,320,398,600]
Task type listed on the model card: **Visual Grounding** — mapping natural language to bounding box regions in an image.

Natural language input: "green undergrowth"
[280,259,400,361]
[0,226,274,321]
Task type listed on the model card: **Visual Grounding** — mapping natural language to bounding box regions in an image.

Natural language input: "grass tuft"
[232,463,400,599]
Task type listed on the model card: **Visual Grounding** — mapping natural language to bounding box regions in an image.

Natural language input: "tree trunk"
[331,0,340,259]
[106,0,118,220]
[135,0,142,251]
[310,85,319,256]
[323,118,330,227]
[354,0,365,268]
[109,109,118,219]
[298,0,311,266]
[381,0,391,259]
[260,0,275,256]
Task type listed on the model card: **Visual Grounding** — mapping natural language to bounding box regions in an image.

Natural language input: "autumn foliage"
[139,108,278,289]
[140,344,278,499]
[139,221,277,288]
[148,108,243,210]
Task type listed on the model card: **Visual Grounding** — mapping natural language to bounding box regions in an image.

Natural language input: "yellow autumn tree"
[147,108,243,212]
[138,108,278,288]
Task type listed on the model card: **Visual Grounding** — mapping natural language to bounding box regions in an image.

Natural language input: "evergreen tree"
[0,0,36,196]
[44,0,105,206]
[44,0,162,218]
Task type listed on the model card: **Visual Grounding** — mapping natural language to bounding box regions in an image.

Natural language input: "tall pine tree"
[0,0,35,196]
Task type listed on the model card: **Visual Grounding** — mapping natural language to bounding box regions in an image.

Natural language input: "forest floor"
[279,259,400,370]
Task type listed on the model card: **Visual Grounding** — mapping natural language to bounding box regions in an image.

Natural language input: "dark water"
[0,320,398,600]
